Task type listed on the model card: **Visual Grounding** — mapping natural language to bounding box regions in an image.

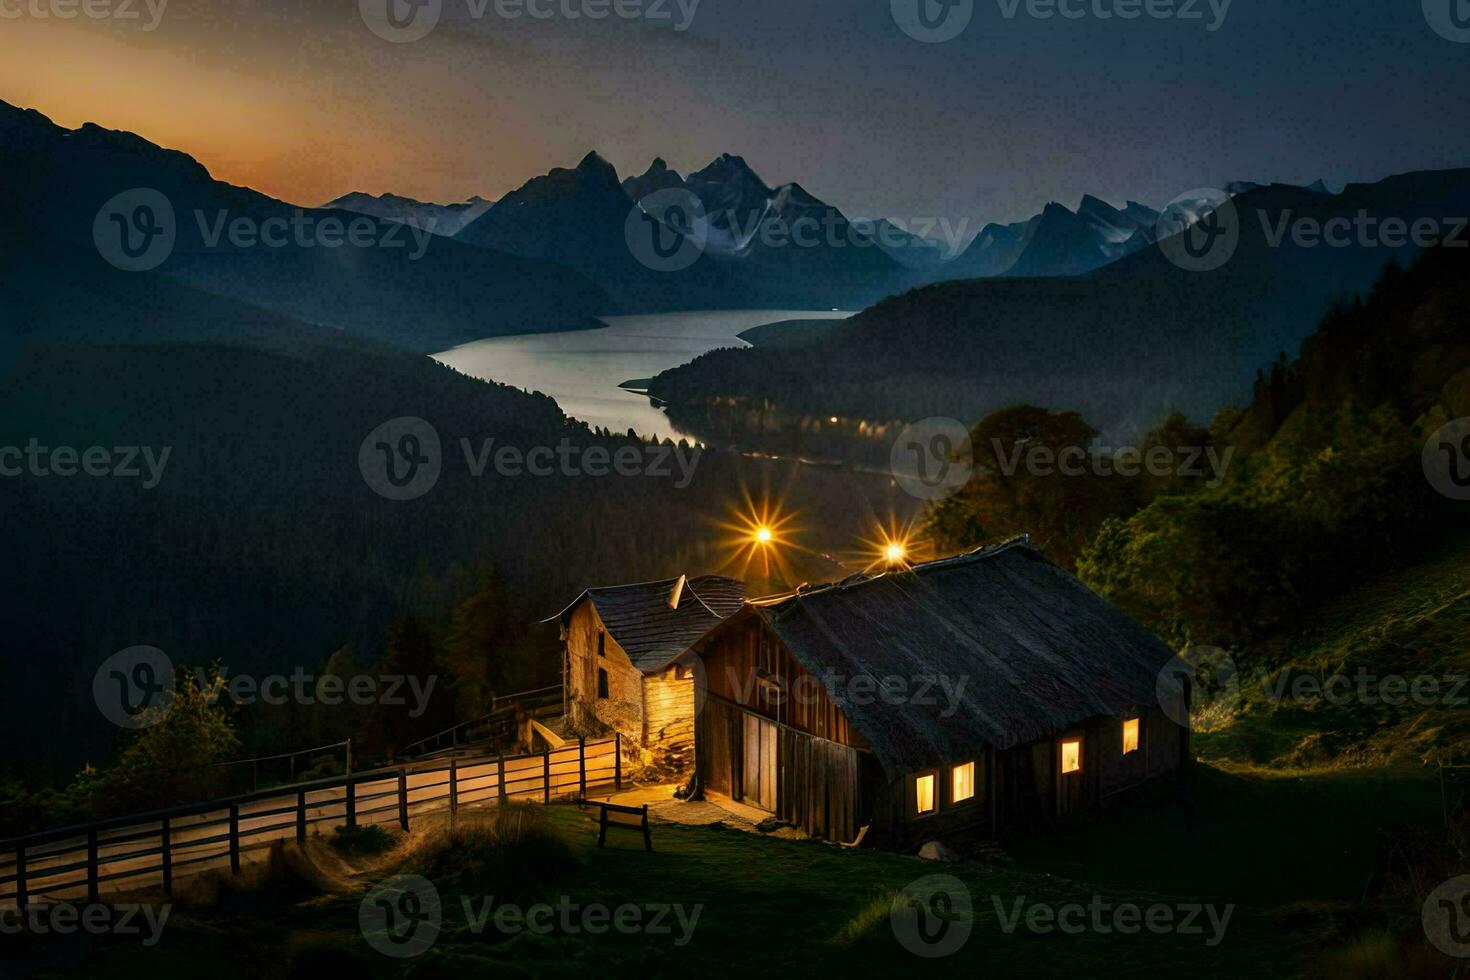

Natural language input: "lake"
[433,310,852,441]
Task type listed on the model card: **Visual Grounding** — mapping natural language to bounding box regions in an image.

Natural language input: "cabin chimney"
[668,574,687,609]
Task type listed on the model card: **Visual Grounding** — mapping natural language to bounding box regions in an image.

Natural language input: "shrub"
[402,804,580,900]
[331,823,401,857]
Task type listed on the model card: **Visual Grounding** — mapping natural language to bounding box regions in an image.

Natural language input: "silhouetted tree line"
[924,247,1469,648]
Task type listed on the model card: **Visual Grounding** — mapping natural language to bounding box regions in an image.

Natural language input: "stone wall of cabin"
[565,602,644,744]
[564,602,701,774]
[642,666,695,769]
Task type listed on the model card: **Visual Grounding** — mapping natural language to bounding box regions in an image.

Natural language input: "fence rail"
[0,733,621,910]
[591,801,653,852]
[398,684,565,760]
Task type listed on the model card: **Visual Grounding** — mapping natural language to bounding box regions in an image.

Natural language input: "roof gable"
[557,574,747,673]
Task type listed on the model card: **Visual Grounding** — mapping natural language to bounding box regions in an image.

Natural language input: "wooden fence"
[0,734,621,910]
[398,684,565,761]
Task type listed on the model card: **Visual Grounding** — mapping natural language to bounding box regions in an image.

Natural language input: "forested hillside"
[648,171,1470,454]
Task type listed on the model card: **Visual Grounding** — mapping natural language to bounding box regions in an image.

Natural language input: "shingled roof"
[552,574,746,673]
[741,539,1175,780]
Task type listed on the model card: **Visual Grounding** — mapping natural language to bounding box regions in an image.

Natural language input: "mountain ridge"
[0,99,613,353]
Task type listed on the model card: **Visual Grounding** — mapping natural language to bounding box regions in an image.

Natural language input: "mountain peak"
[691,153,768,191]
[623,157,687,201]
[577,150,615,174]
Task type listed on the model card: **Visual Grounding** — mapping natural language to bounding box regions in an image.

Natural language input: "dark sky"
[2,0,1466,226]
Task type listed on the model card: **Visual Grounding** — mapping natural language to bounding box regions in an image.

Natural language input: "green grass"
[17,762,1468,978]
[19,799,1310,979]
[1198,535,1470,768]
[1008,764,1445,903]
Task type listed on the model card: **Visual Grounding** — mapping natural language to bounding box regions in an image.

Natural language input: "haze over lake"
[434,310,852,440]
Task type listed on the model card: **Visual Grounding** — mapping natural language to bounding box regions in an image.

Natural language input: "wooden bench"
[589,801,653,852]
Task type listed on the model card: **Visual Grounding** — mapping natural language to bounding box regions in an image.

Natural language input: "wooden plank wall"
[697,693,862,842]
[696,694,741,798]
[777,725,860,843]
[698,618,867,750]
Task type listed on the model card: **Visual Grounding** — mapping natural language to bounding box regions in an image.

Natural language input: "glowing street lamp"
[855,515,924,574]
[718,495,802,586]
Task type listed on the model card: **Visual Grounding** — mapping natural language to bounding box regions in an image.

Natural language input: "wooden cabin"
[690,540,1189,849]
[549,574,745,768]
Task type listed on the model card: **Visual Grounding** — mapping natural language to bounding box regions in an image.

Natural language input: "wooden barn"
[549,574,745,767]
[689,539,1189,848]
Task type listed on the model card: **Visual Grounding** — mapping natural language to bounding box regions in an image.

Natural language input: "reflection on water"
[433,310,851,441]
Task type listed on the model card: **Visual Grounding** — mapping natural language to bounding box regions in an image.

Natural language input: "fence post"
[450,754,459,816]
[346,777,358,828]
[398,770,410,832]
[87,829,99,903]
[642,805,653,853]
[229,805,241,874]
[498,755,507,803]
[615,732,622,790]
[15,845,26,911]
[161,817,173,894]
[297,789,307,843]
[543,750,551,804]
[579,737,587,798]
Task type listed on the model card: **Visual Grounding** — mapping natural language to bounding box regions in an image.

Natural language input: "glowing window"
[952,762,975,803]
[915,773,937,815]
[1060,738,1082,775]
[1122,718,1140,755]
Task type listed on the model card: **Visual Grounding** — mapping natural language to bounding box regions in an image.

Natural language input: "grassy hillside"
[1197,534,1470,769]
[13,771,1464,979]
[8,803,1300,979]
